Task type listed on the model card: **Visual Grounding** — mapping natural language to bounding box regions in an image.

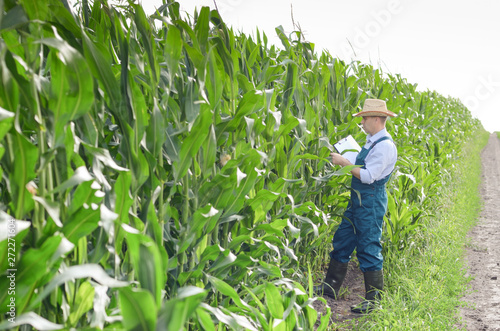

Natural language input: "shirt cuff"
[359,169,374,184]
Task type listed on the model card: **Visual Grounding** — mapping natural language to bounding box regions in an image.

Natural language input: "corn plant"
[0,0,481,330]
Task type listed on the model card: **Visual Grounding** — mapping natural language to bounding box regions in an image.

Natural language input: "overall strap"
[355,136,392,167]
[370,136,394,185]
[366,136,392,153]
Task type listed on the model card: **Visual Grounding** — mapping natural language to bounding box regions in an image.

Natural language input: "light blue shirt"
[359,128,397,184]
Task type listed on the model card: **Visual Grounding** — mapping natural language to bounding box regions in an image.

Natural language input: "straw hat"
[353,99,397,117]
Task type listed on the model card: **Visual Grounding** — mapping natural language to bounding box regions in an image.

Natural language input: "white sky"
[141,0,500,132]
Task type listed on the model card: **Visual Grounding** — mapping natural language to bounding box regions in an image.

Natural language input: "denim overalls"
[330,136,393,272]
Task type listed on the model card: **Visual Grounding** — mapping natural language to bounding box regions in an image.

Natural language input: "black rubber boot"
[313,259,348,299]
[351,269,384,314]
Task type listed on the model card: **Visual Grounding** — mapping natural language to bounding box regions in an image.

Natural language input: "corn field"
[0,0,481,330]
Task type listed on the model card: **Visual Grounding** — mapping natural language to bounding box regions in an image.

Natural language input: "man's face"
[361,116,378,135]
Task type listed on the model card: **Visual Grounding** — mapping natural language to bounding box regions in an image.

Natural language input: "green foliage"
[0,0,482,330]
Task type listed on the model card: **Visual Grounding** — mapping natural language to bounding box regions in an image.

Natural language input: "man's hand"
[331,152,361,180]
[330,153,351,167]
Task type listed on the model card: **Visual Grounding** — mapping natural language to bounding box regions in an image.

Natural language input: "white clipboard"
[334,135,361,164]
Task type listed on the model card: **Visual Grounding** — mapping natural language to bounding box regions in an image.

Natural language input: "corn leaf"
[119,287,157,331]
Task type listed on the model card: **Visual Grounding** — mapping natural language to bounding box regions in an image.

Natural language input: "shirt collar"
[366,128,388,143]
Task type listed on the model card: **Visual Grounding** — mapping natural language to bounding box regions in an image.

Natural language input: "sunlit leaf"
[30,264,128,309]
[68,281,95,326]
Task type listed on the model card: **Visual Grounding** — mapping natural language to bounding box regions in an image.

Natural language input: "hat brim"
[353,110,397,117]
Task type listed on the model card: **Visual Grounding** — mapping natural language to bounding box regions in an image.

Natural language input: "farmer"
[314,98,397,314]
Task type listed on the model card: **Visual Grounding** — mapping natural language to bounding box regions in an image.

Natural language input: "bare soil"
[460,133,500,330]
[312,261,365,328]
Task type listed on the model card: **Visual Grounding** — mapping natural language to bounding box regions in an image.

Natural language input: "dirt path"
[312,261,364,327]
[460,133,500,330]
